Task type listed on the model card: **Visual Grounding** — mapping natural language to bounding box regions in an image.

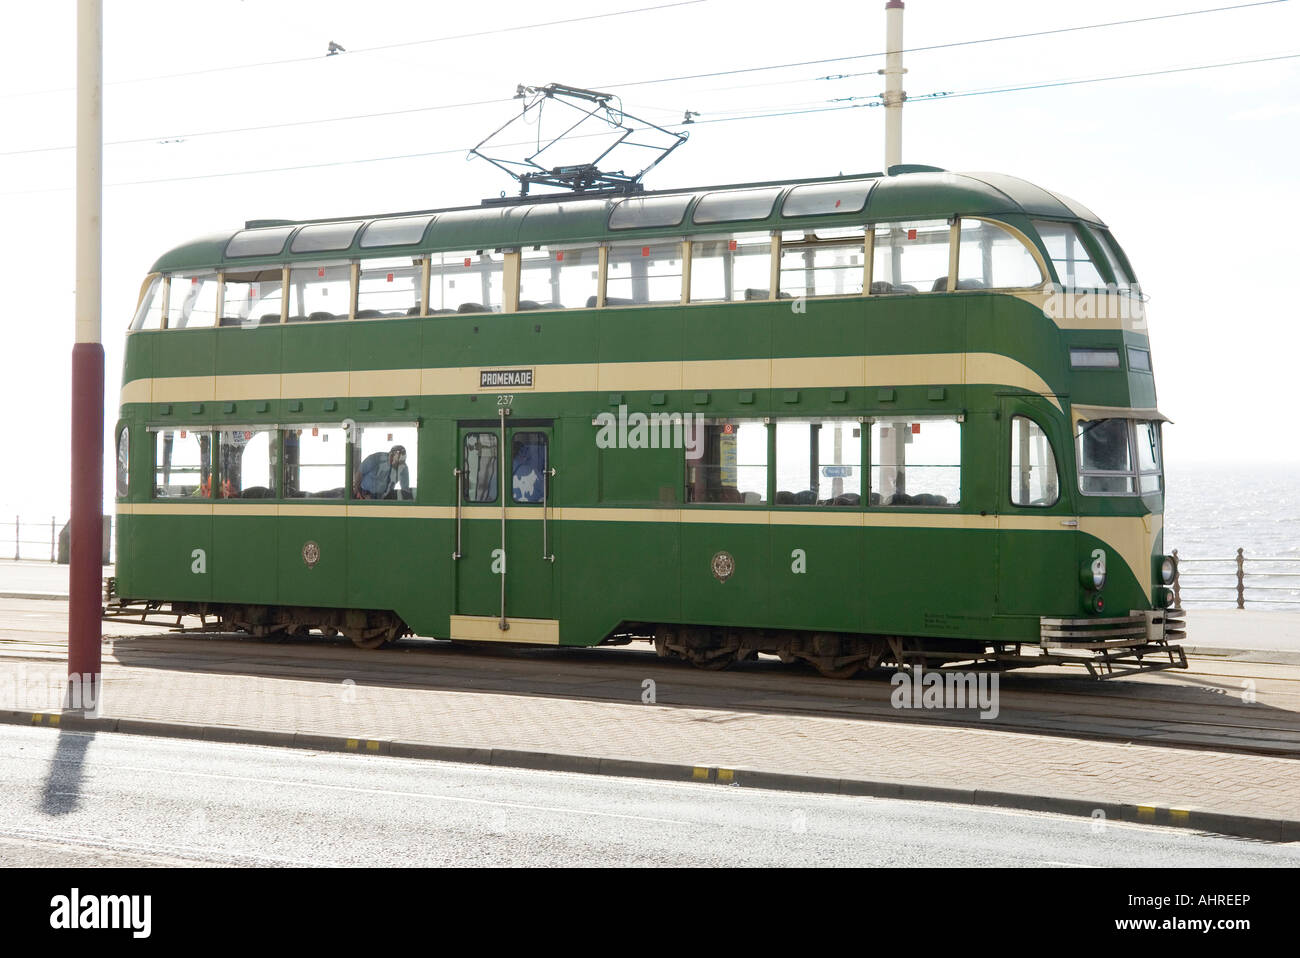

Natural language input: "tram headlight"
[1079,559,1106,591]
[1160,556,1176,585]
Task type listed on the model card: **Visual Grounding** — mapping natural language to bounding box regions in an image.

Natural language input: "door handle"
[498,407,509,632]
[452,467,463,559]
[542,467,556,562]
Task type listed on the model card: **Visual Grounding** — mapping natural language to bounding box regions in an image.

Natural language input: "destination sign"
[480,368,534,389]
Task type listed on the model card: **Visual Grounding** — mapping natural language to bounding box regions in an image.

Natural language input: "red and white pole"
[69,0,103,713]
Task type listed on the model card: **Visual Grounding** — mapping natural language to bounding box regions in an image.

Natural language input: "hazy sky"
[1,0,1297,520]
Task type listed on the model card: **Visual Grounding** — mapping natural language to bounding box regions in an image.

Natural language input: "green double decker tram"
[108,166,1184,678]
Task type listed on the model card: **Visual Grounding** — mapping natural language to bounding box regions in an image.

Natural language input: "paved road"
[3,725,1296,867]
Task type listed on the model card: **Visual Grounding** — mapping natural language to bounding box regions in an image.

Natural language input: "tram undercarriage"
[102,580,1186,679]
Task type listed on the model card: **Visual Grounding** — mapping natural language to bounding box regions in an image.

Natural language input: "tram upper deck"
[131,166,1144,331]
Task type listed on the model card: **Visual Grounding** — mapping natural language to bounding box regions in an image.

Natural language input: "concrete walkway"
[3,652,1298,842]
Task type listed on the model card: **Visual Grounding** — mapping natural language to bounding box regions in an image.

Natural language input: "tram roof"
[149,166,1107,274]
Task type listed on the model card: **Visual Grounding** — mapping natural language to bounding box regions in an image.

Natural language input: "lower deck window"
[511,432,548,503]
[1010,416,1059,507]
[218,429,277,499]
[870,418,961,506]
[153,429,212,498]
[353,425,417,500]
[774,419,862,505]
[685,419,768,504]
[283,427,346,498]
[462,432,499,502]
[1077,418,1163,495]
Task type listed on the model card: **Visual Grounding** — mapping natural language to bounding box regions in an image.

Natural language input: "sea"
[2,462,1297,608]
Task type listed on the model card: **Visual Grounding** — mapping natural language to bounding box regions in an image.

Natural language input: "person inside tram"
[355,445,411,500]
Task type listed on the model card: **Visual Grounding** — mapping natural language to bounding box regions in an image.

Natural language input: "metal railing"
[1172,549,1300,608]
[4,515,60,563]
[0,515,117,565]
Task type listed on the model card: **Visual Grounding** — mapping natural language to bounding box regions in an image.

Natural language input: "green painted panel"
[279,322,352,376]
[129,515,212,602]
[122,332,153,386]
[773,297,868,362]
[153,328,215,379]
[215,324,283,378]
[348,319,420,377]
[555,517,681,644]
[679,522,771,627]
[344,514,446,632]
[766,524,865,631]
[277,516,347,607]
[212,515,277,604]
[862,527,998,638]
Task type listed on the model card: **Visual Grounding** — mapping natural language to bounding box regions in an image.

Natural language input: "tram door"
[452,417,557,638]
[996,398,1078,615]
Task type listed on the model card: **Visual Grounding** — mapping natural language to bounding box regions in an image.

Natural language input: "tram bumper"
[1037,608,1187,678]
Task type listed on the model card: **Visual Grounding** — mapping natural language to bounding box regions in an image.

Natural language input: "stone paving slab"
[2,658,1297,840]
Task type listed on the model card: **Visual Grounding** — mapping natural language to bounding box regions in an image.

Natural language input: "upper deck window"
[360,215,434,249]
[166,272,219,329]
[291,221,363,254]
[519,245,599,310]
[608,194,690,230]
[779,226,865,298]
[223,269,285,327]
[606,240,683,306]
[429,250,503,313]
[956,219,1044,289]
[1087,226,1135,291]
[287,263,350,322]
[131,276,163,330]
[356,257,422,318]
[693,187,782,225]
[1033,220,1107,289]
[225,226,293,259]
[689,232,773,303]
[871,220,950,294]
[781,180,873,218]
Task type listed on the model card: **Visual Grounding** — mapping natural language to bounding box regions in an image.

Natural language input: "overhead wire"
[0,0,711,100]
[597,0,1291,89]
[1,0,1289,157]
[4,47,1295,198]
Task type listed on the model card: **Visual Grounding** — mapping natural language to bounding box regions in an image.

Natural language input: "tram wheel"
[344,627,394,650]
[809,657,865,679]
[685,650,735,671]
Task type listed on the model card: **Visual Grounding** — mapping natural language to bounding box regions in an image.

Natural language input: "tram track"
[2,614,1299,759]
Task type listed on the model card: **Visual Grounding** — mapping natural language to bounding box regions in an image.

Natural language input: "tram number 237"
[496,395,513,407]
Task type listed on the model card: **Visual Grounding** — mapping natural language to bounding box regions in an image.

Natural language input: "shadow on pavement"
[40,727,95,816]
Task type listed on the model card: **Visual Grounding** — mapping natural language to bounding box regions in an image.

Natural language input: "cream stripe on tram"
[120,351,1061,412]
